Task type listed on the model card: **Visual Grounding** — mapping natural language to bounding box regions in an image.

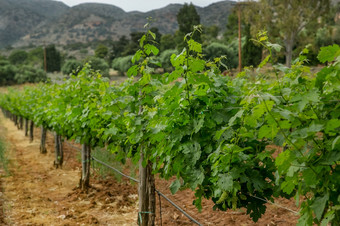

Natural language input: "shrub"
[84,57,109,77]
[112,55,133,75]
[0,60,18,85]
[204,42,238,69]
[14,65,47,84]
[159,49,178,71]
[9,50,28,65]
[61,59,83,75]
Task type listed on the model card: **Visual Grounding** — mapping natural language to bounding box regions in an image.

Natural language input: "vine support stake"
[40,126,47,154]
[54,132,63,168]
[29,120,34,142]
[80,143,91,191]
[25,118,29,137]
[138,150,156,226]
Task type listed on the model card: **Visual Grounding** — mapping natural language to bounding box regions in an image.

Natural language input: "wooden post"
[40,126,47,154]
[238,3,242,72]
[147,162,156,226]
[80,143,91,190]
[138,151,156,226]
[29,120,34,142]
[19,117,23,130]
[54,132,63,168]
[25,118,29,137]
[14,115,18,127]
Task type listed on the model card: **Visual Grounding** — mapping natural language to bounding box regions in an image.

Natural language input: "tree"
[61,59,83,75]
[176,3,201,49]
[242,24,262,67]
[112,55,133,76]
[123,32,144,56]
[204,42,239,69]
[14,65,47,84]
[150,27,162,46]
[46,45,61,72]
[160,34,176,51]
[0,60,17,85]
[110,36,129,60]
[202,25,220,42]
[95,44,108,59]
[27,47,44,68]
[9,50,28,65]
[224,11,242,43]
[85,57,109,77]
[245,0,330,67]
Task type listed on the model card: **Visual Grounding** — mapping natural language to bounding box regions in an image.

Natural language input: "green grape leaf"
[332,136,340,150]
[321,210,335,226]
[170,179,181,194]
[281,180,295,195]
[267,43,282,52]
[258,55,270,69]
[218,174,233,192]
[127,65,138,77]
[193,117,205,133]
[187,39,202,53]
[317,44,340,63]
[326,119,340,133]
[311,192,329,221]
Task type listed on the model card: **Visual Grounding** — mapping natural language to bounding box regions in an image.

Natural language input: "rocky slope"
[0,0,235,48]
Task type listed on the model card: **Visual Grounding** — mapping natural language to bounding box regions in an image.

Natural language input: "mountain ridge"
[0,0,235,48]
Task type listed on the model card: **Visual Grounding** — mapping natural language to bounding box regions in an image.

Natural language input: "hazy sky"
[57,0,235,12]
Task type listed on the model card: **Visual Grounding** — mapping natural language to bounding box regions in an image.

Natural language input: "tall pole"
[238,3,242,72]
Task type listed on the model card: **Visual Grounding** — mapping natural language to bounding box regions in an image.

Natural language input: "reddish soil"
[0,113,299,225]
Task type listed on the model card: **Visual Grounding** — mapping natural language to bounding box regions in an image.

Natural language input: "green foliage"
[46,45,61,72]
[95,44,108,59]
[61,59,83,75]
[123,32,145,56]
[0,132,9,175]
[242,25,263,67]
[84,56,109,77]
[318,44,340,63]
[0,60,17,85]
[14,65,47,84]
[204,42,238,69]
[0,30,339,225]
[245,0,331,66]
[112,55,133,75]
[158,49,178,71]
[27,47,44,68]
[160,34,176,52]
[176,3,201,48]
[224,9,245,43]
[9,49,28,65]
[110,36,129,60]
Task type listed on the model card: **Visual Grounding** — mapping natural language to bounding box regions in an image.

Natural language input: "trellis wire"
[91,156,202,226]
[66,141,299,224]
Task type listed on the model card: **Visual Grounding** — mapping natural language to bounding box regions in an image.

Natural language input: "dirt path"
[0,114,138,226]
[0,112,300,226]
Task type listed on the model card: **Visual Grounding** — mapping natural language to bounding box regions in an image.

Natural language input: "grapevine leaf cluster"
[0,30,339,225]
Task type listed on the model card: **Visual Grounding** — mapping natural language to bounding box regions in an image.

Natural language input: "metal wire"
[247,194,299,215]
[68,142,298,224]
[155,189,203,226]
[91,156,138,183]
[91,156,202,226]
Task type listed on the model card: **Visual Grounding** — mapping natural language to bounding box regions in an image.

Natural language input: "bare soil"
[0,113,299,225]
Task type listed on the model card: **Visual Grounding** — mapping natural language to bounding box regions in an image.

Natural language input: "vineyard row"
[0,32,339,225]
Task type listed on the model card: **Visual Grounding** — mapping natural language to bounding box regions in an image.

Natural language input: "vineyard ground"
[0,112,300,225]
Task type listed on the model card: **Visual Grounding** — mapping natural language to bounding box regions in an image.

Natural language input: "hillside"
[0,0,69,48]
[0,0,234,48]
